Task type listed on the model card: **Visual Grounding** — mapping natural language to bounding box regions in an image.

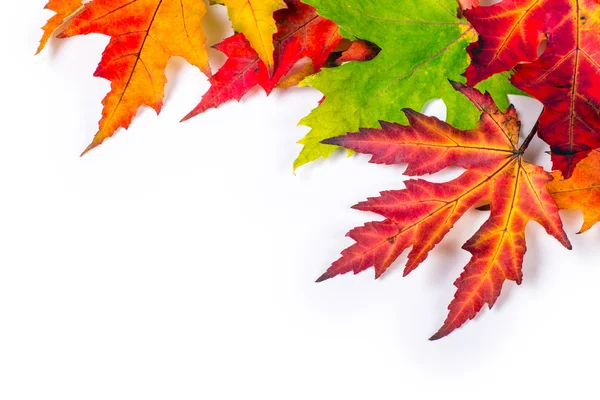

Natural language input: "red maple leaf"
[463,0,600,177]
[319,82,571,339]
[182,0,342,121]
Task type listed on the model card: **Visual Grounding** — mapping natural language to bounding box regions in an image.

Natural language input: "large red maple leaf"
[463,0,600,177]
[319,82,571,339]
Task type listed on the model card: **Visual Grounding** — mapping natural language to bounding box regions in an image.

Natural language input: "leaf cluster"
[39,0,600,339]
[304,0,600,338]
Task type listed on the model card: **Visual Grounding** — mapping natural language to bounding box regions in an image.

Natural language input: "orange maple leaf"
[37,0,83,54]
[319,82,571,339]
[549,149,600,233]
[55,0,211,155]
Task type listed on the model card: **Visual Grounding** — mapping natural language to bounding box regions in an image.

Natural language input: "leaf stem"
[519,120,540,153]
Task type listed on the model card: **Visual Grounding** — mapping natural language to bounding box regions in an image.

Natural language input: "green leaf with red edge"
[464,0,600,177]
[319,82,571,339]
[182,0,346,121]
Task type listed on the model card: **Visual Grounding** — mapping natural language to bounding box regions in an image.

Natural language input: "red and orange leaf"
[58,0,211,154]
[548,149,600,233]
[37,0,83,54]
[182,0,341,121]
[430,160,567,339]
[464,0,600,176]
[320,82,571,339]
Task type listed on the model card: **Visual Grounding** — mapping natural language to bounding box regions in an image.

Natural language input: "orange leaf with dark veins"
[319,82,571,339]
[182,0,342,121]
[58,0,211,155]
[548,149,600,233]
[37,0,83,54]
[464,0,600,177]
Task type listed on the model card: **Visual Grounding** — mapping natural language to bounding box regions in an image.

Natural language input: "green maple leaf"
[295,0,523,170]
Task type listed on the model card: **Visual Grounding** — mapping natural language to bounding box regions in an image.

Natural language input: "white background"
[1,1,599,399]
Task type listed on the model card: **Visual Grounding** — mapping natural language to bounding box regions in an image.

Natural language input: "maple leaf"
[548,149,600,233]
[56,0,211,154]
[318,82,571,339]
[293,0,523,170]
[37,0,82,54]
[212,0,287,74]
[464,0,600,177]
[182,0,342,120]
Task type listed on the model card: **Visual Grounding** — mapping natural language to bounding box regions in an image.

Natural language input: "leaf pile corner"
[320,83,571,339]
[295,0,600,339]
[37,0,600,340]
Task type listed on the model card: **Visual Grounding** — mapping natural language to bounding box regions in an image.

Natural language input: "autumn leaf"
[182,0,342,120]
[37,0,82,54]
[464,0,600,177]
[57,0,211,154]
[549,149,600,233]
[212,0,287,74]
[319,83,571,339]
[293,0,523,170]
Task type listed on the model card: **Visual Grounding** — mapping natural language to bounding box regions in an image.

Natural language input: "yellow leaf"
[215,0,287,73]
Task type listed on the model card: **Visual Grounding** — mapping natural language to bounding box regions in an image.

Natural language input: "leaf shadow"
[43,35,72,60]
[37,5,88,60]
[164,57,190,102]
[492,210,581,312]
[203,2,232,47]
